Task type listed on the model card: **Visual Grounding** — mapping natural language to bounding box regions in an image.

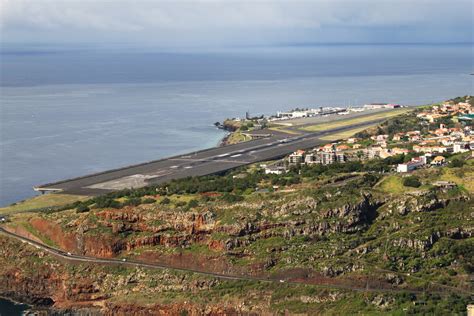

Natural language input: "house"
[392,133,405,141]
[413,145,450,154]
[371,134,389,142]
[378,140,388,148]
[391,147,411,155]
[265,165,287,175]
[347,137,358,144]
[433,128,449,136]
[441,138,454,146]
[336,144,350,151]
[430,156,446,166]
[408,134,422,142]
[397,156,426,173]
[321,144,336,153]
[288,150,305,164]
[335,152,347,163]
[304,153,317,164]
[306,151,345,165]
[367,146,383,159]
[379,149,394,159]
[406,131,421,142]
[453,142,469,153]
[316,152,336,165]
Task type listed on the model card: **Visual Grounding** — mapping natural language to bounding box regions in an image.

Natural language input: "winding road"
[0,226,469,297]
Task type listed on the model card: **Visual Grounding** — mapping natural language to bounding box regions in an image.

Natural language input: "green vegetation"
[403,176,421,188]
[75,204,90,213]
[449,158,464,168]
[378,175,409,194]
[319,125,370,141]
[0,193,88,215]
[1,97,473,315]
[302,109,410,132]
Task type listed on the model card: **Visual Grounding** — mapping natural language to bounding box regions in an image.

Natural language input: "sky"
[0,0,472,49]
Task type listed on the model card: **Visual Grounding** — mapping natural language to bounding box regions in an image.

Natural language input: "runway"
[34,116,388,196]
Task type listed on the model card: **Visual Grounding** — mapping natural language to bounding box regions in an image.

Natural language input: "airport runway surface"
[34,116,389,196]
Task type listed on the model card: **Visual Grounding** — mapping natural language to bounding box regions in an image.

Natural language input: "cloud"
[0,0,472,48]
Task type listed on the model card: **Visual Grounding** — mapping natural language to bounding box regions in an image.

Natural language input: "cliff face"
[2,178,472,314]
[17,193,384,276]
[0,236,256,315]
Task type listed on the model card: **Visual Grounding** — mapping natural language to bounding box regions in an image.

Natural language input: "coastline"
[0,296,32,314]
[218,131,232,147]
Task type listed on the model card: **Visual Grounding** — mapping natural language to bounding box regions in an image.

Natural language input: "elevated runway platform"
[34,113,394,196]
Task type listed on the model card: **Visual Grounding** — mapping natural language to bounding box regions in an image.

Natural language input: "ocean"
[0,297,30,315]
[0,43,472,206]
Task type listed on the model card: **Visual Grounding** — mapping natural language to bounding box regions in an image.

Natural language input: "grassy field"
[226,131,252,144]
[439,166,474,193]
[376,175,420,194]
[301,108,411,132]
[268,126,300,135]
[0,193,88,215]
[318,126,369,141]
[376,158,474,194]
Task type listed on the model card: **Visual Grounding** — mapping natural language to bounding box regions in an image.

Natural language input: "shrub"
[449,158,464,168]
[175,201,187,207]
[142,198,156,204]
[125,197,141,206]
[76,204,90,213]
[188,199,199,208]
[92,196,122,209]
[221,193,244,203]
[160,197,171,205]
[403,176,421,188]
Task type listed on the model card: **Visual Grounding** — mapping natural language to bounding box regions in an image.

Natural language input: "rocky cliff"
[1,174,472,314]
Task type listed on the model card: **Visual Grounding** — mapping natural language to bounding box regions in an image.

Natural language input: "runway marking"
[86,172,173,190]
[170,158,249,164]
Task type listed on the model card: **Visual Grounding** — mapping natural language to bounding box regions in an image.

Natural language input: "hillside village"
[266,96,473,176]
[0,96,473,315]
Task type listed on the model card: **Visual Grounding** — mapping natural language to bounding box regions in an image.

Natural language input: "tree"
[142,198,156,204]
[221,193,244,203]
[188,199,199,208]
[125,197,141,206]
[403,176,421,188]
[76,204,90,213]
[449,158,464,168]
[160,197,171,205]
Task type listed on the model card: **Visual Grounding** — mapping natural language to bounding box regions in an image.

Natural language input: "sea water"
[0,297,30,315]
[0,43,472,206]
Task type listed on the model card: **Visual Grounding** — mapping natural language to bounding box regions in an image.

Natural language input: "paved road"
[34,117,388,196]
[0,226,466,296]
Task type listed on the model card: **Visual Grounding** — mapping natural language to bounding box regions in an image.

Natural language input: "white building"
[288,150,305,164]
[453,142,469,153]
[265,166,287,175]
[397,156,426,173]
